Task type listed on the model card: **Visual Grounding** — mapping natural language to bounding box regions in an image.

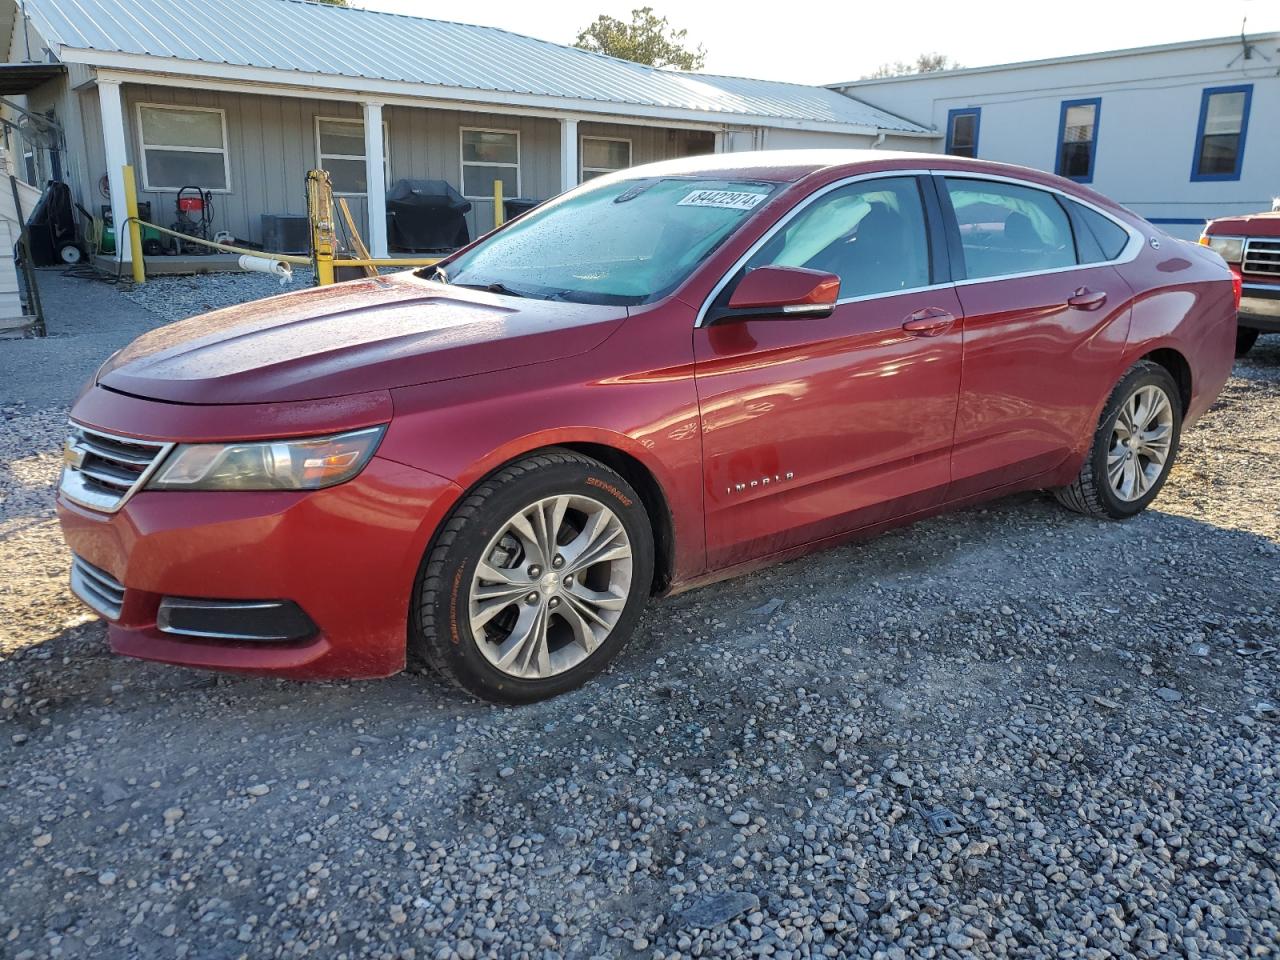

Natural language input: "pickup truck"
[1201,204,1280,356]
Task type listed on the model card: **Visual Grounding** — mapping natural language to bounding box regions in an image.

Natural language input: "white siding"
[834,36,1280,239]
[72,84,725,251]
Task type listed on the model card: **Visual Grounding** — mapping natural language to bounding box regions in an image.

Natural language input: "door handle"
[902,307,956,337]
[1067,287,1108,311]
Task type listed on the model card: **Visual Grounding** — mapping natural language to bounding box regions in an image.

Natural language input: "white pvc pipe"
[238,255,293,284]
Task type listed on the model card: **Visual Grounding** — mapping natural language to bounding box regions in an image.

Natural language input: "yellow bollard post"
[122,164,145,285]
[493,178,504,229]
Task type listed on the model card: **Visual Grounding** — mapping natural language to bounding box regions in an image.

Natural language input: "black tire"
[412,448,654,704]
[1236,326,1259,358]
[1054,360,1182,520]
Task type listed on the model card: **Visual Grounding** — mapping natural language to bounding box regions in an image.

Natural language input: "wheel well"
[1142,348,1192,414]
[559,442,675,595]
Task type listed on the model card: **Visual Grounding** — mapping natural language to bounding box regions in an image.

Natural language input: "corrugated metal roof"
[21,0,929,133]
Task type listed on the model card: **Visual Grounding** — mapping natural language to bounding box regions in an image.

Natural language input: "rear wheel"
[1236,326,1259,358]
[1054,360,1182,519]
[412,449,654,704]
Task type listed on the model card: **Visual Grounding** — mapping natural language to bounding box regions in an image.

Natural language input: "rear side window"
[738,176,931,299]
[945,178,1075,279]
[1066,200,1131,263]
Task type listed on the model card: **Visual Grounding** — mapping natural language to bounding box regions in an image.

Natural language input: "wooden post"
[493,177,504,229]
[122,164,145,284]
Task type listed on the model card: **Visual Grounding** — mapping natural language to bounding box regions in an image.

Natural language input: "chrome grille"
[70,554,126,620]
[59,423,172,513]
[1243,238,1280,277]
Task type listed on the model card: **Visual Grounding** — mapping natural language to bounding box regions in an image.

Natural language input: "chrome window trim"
[59,422,174,515]
[694,167,1145,328]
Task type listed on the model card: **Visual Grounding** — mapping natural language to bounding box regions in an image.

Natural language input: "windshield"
[437,177,777,305]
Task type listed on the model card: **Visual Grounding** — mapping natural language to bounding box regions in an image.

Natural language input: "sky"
[361,0,1280,85]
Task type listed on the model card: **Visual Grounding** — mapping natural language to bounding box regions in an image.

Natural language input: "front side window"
[581,137,632,181]
[737,177,931,300]
[945,178,1075,279]
[316,117,388,195]
[137,104,229,191]
[1193,85,1251,181]
[945,108,980,158]
[442,177,775,305]
[461,128,519,199]
[1057,98,1100,182]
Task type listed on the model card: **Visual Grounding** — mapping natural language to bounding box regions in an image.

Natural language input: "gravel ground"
[1,273,1278,959]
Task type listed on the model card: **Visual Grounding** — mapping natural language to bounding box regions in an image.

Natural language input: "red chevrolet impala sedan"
[57,151,1237,703]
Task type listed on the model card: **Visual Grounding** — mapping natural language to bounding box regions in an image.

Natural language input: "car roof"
[618,149,937,183]
[615,149,1138,223]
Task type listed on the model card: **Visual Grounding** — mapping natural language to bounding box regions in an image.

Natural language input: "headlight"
[1200,235,1244,263]
[147,426,385,491]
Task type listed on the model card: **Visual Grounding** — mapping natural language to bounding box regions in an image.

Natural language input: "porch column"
[363,101,388,258]
[714,130,727,153]
[97,78,130,264]
[559,118,579,194]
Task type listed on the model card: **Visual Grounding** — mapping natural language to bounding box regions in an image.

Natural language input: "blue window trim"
[945,107,981,157]
[1055,97,1101,183]
[1191,84,1252,182]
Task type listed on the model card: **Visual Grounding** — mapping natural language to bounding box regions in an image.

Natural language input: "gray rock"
[680,892,761,929]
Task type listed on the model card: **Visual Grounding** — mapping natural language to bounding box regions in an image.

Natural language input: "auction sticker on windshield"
[677,189,768,211]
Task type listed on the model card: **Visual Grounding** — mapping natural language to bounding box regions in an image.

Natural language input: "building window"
[580,137,632,181]
[1056,98,1100,183]
[1192,84,1252,181]
[461,128,519,199]
[137,103,230,192]
[945,108,980,158]
[316,117,388,195]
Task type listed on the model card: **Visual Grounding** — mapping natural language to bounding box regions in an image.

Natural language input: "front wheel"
[1054,360,1182,519]
[412,449,654,704]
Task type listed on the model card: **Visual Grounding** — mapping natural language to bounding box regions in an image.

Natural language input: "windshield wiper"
[429,266,449,284]
[453,281,531,299]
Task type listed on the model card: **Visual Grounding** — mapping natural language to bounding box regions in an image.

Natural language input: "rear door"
[693,174,964,570]
[938,175,1135,499]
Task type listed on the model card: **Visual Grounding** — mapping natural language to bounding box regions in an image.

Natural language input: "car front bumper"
[1240,281,1280,332]
[57,455,461,679]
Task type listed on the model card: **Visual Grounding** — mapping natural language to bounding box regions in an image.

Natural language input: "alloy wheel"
[1106,384,1174,502]
[468,494,633,679]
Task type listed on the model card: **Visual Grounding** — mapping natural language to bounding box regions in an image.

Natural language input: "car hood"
[1207,211,1280,238]
[98,273,628,404]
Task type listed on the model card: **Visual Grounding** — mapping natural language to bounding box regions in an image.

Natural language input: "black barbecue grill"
[385,179,472,252]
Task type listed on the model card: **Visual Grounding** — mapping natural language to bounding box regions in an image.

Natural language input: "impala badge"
[727,471,794,495]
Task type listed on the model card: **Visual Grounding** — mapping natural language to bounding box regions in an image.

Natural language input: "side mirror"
[712,265,841,323]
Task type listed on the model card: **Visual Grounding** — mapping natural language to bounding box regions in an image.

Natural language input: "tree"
[574,7,706,70]
[863,52,960,79]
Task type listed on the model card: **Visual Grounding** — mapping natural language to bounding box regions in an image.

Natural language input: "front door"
[694,175,964,570]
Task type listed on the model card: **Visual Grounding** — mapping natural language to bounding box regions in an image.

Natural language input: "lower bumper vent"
[70,555,126,620]
[157,598,317,643]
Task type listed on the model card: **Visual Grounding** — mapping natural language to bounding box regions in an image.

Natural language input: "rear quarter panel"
[1117,239,1236,427]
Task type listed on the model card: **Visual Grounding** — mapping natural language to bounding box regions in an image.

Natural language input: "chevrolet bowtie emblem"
[64,440,86,470]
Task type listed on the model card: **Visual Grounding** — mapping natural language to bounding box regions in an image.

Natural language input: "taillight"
[1229,266,1242,312]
